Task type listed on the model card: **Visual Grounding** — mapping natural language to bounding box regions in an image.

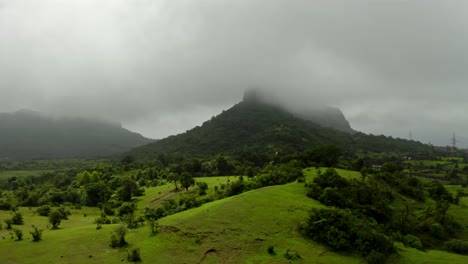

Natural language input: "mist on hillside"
[1,0,468,145]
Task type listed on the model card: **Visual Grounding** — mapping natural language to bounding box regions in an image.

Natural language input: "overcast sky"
[1,0,468,146]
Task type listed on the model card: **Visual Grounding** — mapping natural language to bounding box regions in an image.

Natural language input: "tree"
[84,181,111,206]
[167,172,180,190]
[49,210,62,229]
[13,228,23,240]
[12,212,23,225]
[110,223,128,248]
[118,177,139,201]
[180,172,195,191]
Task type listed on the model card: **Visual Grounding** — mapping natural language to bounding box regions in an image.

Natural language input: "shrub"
[102,205,114,216]
[267,245,276,255]
[4,218,13,229]
[57,207,70,220]
[49,210,63,229]
[300,208,394,261]
[196,181,208,195]
[283,249,301,261]
[148,218,159,235]
[13,228,23,241]
[118,203,135,216]
[110,224,127,248]
[0,198,13,210]
[402,234,423,250]
[127,248,142,262]
[365,250,386,264]
[445,239,468,254]
[95,212,111,225]
[30,225,43,242]
[430,223,444,239]
[12,212,23,225]
[36,205,51,216]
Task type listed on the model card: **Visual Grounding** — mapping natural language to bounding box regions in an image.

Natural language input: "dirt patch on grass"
[148,190,183,208]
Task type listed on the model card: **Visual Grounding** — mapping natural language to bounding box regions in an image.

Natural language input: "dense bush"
[300,208,394,262]
[13,228,23,241]
[36,205,51,216]
[12,212,23,225]
[110,224,127,248]
[445,239,468,254]
[402,234,423,249]
[127,248,142,262]
[49,210,63,229]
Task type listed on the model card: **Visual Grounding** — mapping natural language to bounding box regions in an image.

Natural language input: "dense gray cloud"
[1,0,468,145]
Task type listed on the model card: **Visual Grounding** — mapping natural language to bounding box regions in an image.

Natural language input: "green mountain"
[0,109,153,161]
[128,96,431,160]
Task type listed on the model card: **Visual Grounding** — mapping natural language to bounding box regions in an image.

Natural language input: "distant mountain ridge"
[128,94,430,160]
[0,110,153,161]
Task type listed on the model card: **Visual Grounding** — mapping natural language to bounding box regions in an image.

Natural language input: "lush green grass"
[0,182,361,264]
[1,170,468,263]
[303,167,362,182]
[388,243,468,264]
[135,176,240,212]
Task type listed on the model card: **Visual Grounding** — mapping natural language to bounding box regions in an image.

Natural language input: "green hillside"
[1,172,467,263]
[128,99,432,161]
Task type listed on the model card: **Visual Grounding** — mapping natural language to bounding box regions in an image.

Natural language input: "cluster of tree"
[303,168,465,263]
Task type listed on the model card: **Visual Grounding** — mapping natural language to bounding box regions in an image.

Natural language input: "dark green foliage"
[445,239,468,254]
[303,145,343,167]
[300,208,394,262]
[180,172,195,191]
[118,203,135,216]
[267,245,275,255]
[117,177,142,201]
[125,213,145,229]
[30,225,43,242]
[13,228,23,241]
[307,169,394,223]
[402,234,423,249]
[110,224,127,248]
[95,212,111,225]
[148,218,159,235]
[49,210,63,229]
[196,181,208,195]
[36,205,51,216]
[283,249,301,261]
[0,198,13,210]
[127,100,431,162]
[365,250,386,264]
[84,181,111,206]
[127,248,142,262]
[12,212,23,225]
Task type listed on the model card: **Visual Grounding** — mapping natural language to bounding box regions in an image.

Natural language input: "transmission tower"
[451,132,460,150]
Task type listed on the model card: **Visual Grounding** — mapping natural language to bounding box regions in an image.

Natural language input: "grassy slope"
[1,171,468,263]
